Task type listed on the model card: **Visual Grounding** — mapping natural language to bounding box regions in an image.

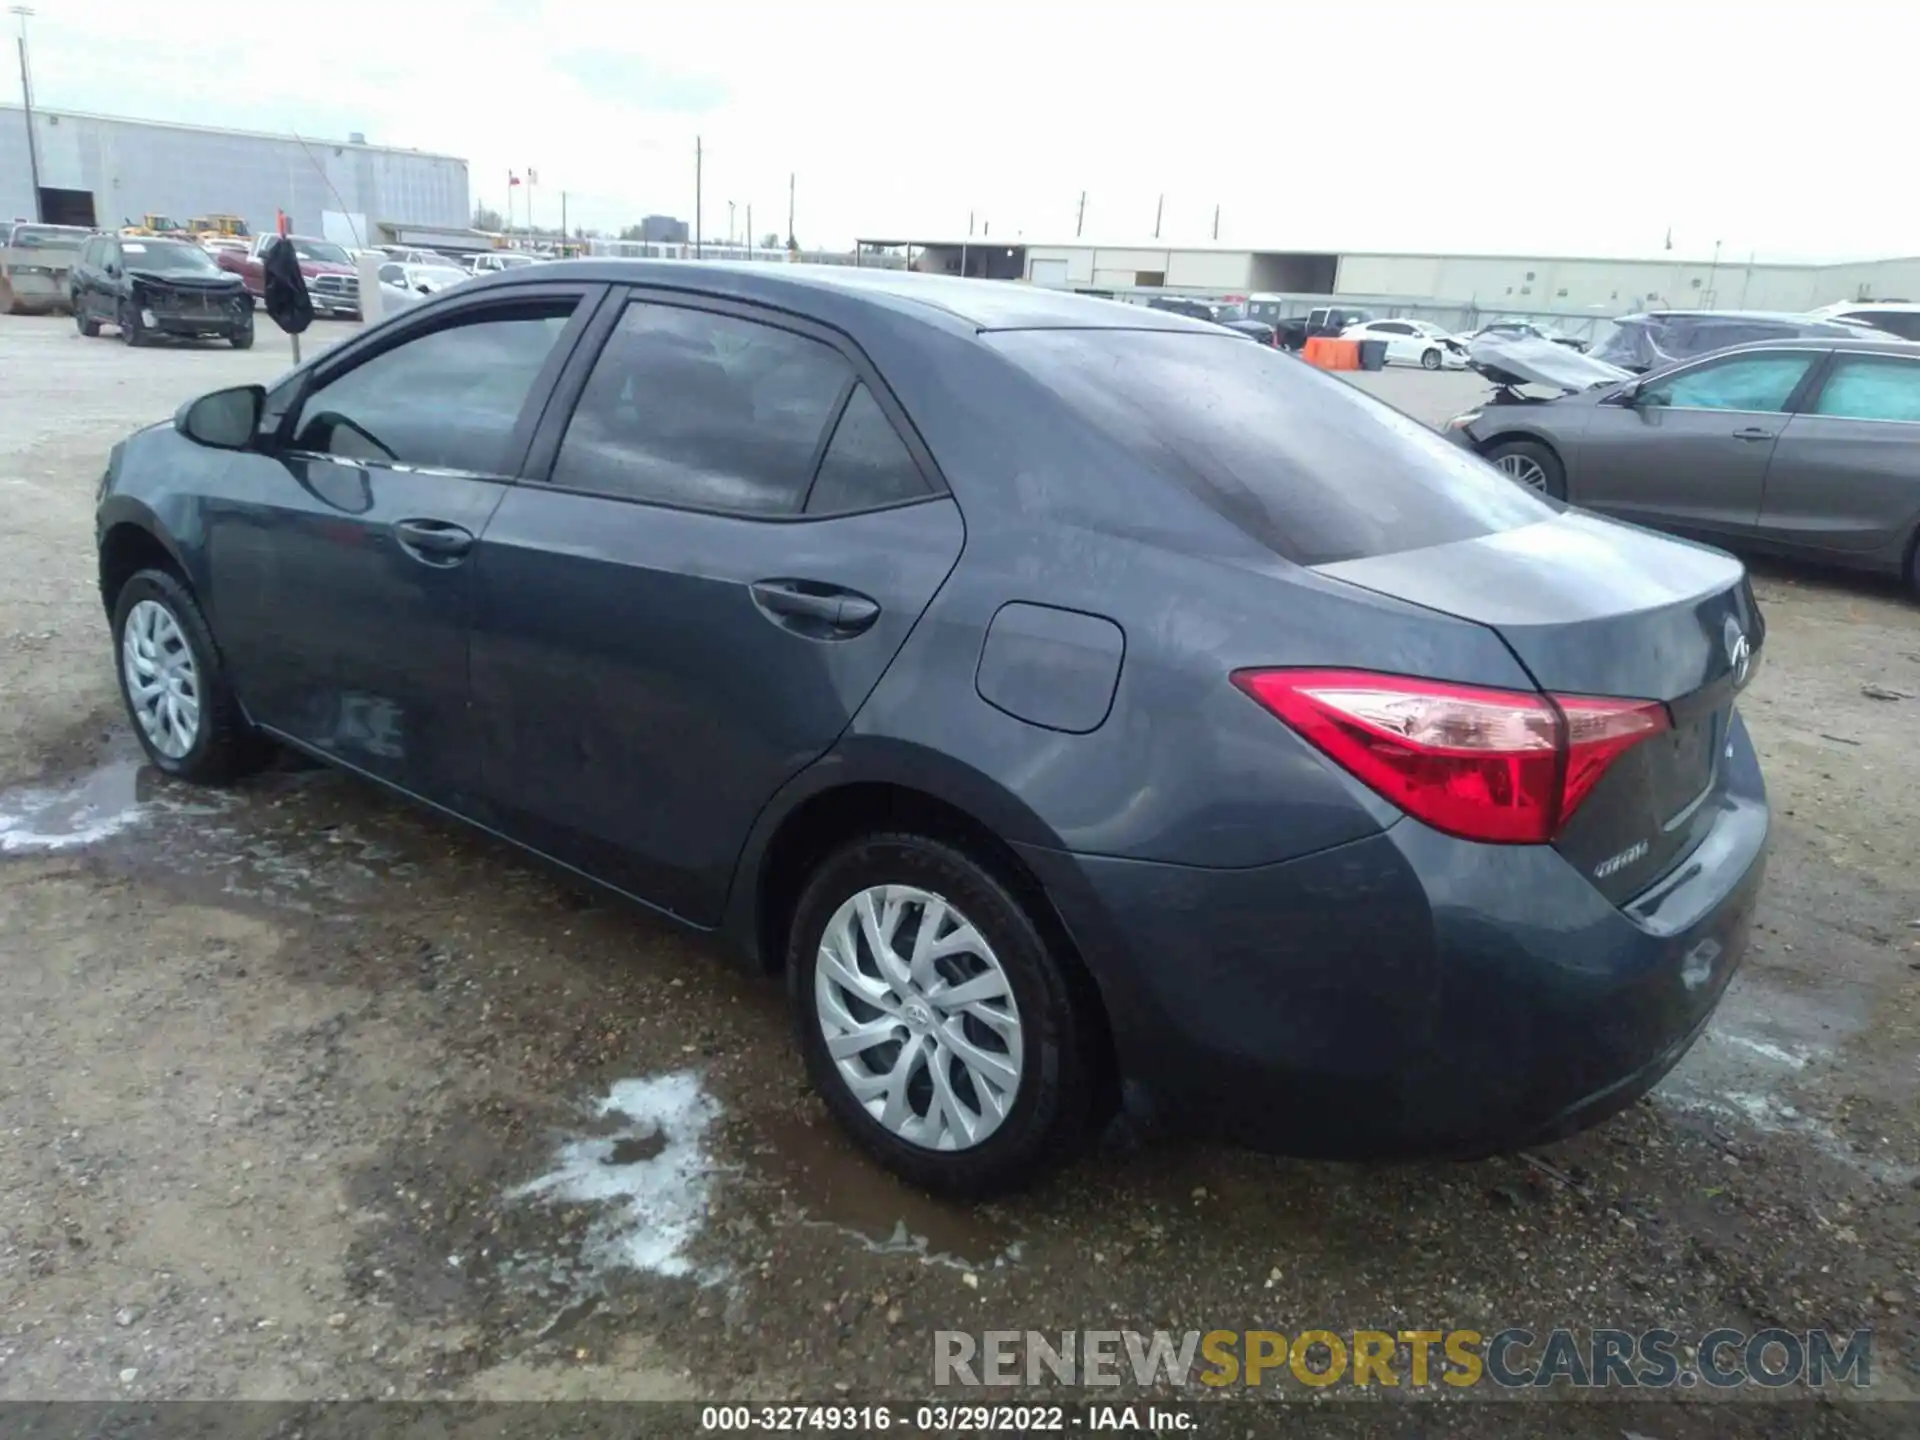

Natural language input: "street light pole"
[11,5,42,223]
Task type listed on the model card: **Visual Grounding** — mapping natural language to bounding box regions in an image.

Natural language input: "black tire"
[1420,346,1443,370]
[110,568,264,784]
[230,323,254,350]
[118,302,147,347]
[1483,437,1567,500]
[75,302,101,338]
[787,832,1099,1198]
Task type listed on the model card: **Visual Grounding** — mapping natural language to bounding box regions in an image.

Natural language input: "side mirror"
[176,385,266,450]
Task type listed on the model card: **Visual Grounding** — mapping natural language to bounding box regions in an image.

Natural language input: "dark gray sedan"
[1447,336,1920,594]
[97,262,1769,1195]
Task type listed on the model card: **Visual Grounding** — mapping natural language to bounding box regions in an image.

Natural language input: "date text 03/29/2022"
[700,1405,1189,1432]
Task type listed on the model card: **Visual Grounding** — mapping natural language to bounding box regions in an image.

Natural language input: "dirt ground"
[1,312,1916,1432]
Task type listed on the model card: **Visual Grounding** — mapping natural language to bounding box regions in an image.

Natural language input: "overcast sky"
[15,0,1914,261]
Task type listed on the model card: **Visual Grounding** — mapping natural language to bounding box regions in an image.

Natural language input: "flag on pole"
[508,171,522,187]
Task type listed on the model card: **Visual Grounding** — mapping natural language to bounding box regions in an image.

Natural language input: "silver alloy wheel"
[814,884,1024,1152]
[121,598,201,759]
[1496,453,1549,490]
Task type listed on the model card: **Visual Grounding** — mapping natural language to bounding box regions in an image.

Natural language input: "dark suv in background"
[70,233,253,348]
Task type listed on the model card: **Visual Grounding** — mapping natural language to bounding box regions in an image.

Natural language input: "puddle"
[754,1114,1018,1271]
[508,1071,725,1282]
[0,759,164,853]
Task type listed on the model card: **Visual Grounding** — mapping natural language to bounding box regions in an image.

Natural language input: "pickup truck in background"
[215,233,362,319]
[1244,302,1377,352]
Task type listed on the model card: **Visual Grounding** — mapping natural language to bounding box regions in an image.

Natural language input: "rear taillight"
[1231,669,1669,845]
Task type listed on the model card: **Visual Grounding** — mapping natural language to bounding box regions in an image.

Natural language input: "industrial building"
[863,237,1920,320]
[2,104,469,246]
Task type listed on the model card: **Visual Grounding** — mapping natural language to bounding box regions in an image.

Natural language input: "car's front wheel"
[1484,437,1567,500]
[75,300,101,337]
[788,833,1099,1197]
[118,302,147,347]
[1421,347,1443,370]
[112,569,263,783]
[230,322,254,350]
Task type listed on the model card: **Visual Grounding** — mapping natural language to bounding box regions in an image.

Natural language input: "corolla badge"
[1725,618,1752,689]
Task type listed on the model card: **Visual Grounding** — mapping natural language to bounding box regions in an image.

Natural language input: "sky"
[12,0,1917,262]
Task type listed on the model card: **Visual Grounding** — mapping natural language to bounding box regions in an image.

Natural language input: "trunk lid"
[1316,510,1763,902]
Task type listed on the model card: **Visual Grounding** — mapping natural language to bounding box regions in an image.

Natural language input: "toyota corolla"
[95,263,1769,1195]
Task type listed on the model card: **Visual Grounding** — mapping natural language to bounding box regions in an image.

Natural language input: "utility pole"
[1212,204,1220,241]
[11,6,42,223]
[694,136,703,258]
[1075,190,1086,238]
[787,171,796,250]
[1705,238,1723,309]
[727,199,735,247]
[560,190,568,251]
[745,203,752,258]
[1153,194,1163,240]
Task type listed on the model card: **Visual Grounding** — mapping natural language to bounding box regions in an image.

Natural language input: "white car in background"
[377,261,469,311]
[1341,317,1470,370]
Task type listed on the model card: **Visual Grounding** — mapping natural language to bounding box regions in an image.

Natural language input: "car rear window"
[987,329,1552,566]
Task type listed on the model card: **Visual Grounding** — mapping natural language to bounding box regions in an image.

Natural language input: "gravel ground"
[1,313,1916,1432]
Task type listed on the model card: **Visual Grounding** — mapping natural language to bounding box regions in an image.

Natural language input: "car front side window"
[290,301,576,473]
[1812,355,1920,423]
[548,300,854,515]
[1644,353,1814,413]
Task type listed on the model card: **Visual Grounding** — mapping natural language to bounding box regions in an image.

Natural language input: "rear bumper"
[1020,716,1768,1158]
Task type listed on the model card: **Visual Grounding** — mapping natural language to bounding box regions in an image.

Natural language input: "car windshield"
[289,239,351,264]
[10,225,86,251]
[1214,303,1248,322]
[120,241,220,274]
[990,329,1552,566]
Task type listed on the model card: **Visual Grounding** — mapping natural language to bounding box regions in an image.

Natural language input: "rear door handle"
[393,518,475,562]
[1731,427,1775,442]
[749,580,881,635]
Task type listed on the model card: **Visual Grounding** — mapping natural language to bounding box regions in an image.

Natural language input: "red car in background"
[215,233,361,319]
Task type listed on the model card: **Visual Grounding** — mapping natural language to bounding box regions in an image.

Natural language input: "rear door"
[1758,349,1920,555]
[1571,348,1821,537]
[467,291,965,925]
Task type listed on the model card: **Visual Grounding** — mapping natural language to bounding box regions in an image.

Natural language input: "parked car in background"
[1255,303,1376,352]
[1341,317,1468,370]
[1446,335,1920,593]
[1464,318,1585,349]
[69,234,252,348]
[1,221,90,313]
[1145,295,1278,345]
[464,251,544,274]
[215,234,361,318]
[1587,310,1884,372]
[95,262,1767,1195]
[1806,300,1920,342]
[376,260,469,310]
[379,245,460,267]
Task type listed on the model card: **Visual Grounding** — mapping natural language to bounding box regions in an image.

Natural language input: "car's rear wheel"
[112,569,263,783]
[1421,347,1443,370]
[1485,438,1566,500]
[788,833,1098,1197]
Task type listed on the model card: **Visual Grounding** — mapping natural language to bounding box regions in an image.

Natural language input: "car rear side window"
[989,329,1551,566]
[1843,310,1920,342]
[1812,354,1920,422]
[290,302,575,474]
[551,301,853,514]
[804,383,930,515]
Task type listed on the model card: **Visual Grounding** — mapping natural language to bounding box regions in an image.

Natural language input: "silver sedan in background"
[1447,335,1920,595]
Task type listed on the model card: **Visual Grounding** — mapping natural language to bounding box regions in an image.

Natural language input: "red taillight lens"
[1231,669,1669,845]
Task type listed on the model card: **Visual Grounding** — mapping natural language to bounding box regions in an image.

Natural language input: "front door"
[468,294,965,924]
[1573,349,1820,538]
[203,287,596,805]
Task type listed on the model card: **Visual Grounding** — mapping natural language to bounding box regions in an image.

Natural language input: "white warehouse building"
[863,236,1920,318]
[2,105,469,244]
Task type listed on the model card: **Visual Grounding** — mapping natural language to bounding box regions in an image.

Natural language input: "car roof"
[476,260,1214,333]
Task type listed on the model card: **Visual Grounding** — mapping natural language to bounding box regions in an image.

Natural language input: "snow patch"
[509,1072,724,1281]
[0,763,154,853]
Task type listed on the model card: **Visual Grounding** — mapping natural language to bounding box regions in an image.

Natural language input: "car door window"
[1844,310,1920,342]
[1376,322,1414,335]
[291,301,575,473]
[379,264,405,286]
[1811,355,1920,423]
[1643,353,1814,413]
[549,300,853,514]
[804,384,931,515]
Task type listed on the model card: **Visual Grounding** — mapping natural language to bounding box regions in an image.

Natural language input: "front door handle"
[1731,427,1775,442]
[393,518,475,563]
[749,580,881,636]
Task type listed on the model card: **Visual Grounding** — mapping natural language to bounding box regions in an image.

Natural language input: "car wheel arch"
[98,513,191,614]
